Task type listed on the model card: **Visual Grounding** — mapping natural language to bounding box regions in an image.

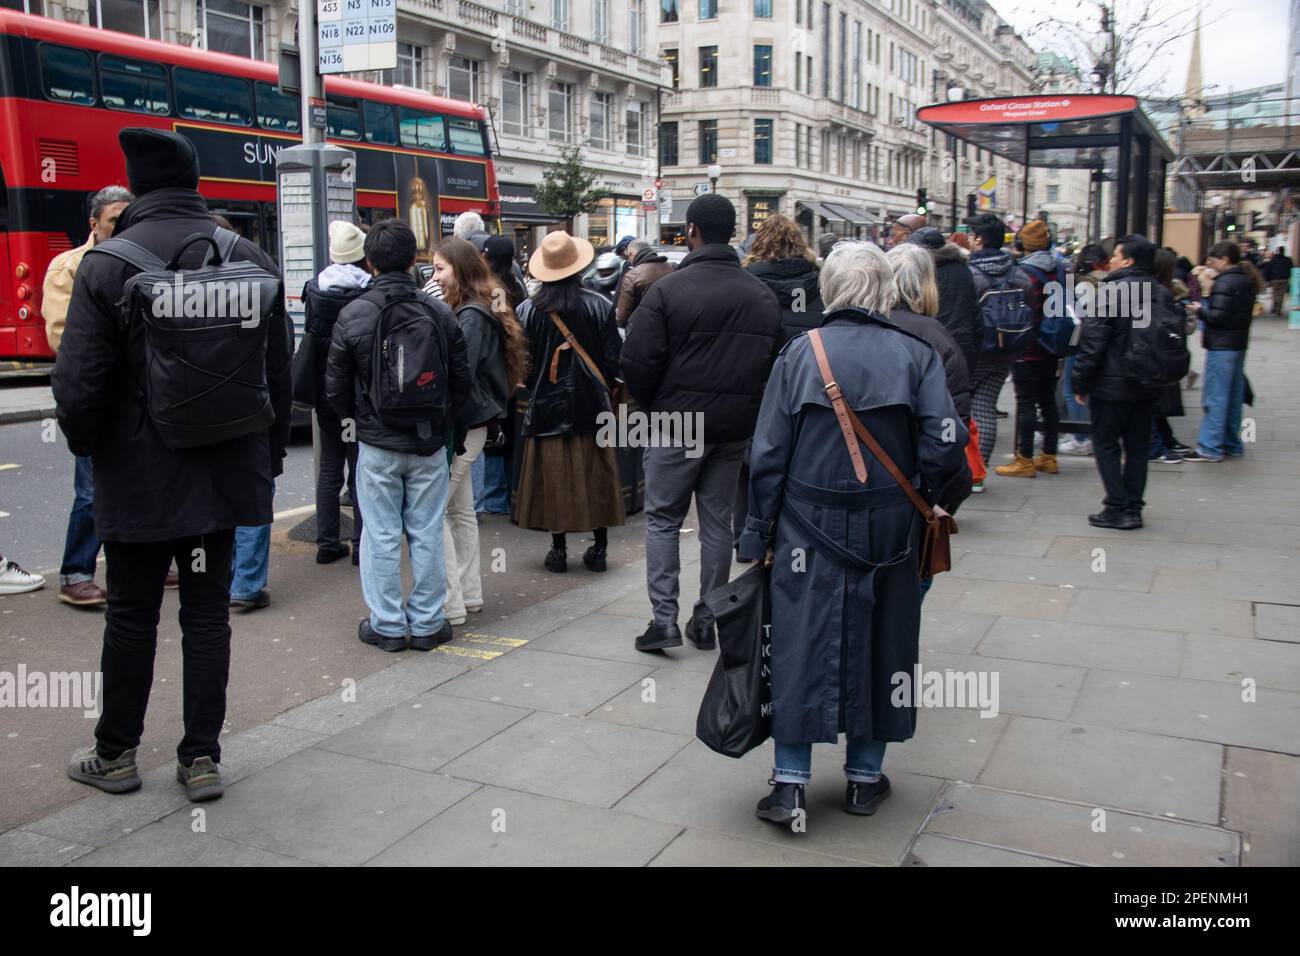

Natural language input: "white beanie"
[329,221,366,264]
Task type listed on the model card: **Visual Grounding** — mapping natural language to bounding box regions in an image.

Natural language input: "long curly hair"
[741,214,816,267]
[433,237,530,389]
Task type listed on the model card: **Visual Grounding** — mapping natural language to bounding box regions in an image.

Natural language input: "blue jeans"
[356,442,450,637]
[230,520,272,600]
[1196,349,1246,460]
[774,737,887,784]
[482,455,511,514]
[60,455,101,586]
[1061,355,1089,442]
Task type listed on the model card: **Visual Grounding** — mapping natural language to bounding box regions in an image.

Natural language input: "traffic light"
[1224,212,1237,233]
[1251,211,1263,231]
[966,193,976,218]
[916,188,928,216]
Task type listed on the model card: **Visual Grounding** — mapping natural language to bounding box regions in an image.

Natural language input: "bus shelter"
[917,94,1175,245]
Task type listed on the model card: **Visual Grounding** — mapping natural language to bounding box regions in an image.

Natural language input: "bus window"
[40,44,95,105]
[255,81,300,133]
[327,95,361,140]
[99,56,169,115]
[448,117,486,156]
[363,100,399,145]
[399,108,444,150]
[175,68,252,126]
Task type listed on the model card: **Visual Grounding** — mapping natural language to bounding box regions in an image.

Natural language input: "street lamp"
[947,85,964,232]
[708,163,722,193]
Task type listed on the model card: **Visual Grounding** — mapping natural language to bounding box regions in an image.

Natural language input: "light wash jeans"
[357,442,450,638]
[230,480,274,600]
[1060,354,1089,442]
[1196,349,1246,460]
[442,427,487,622]
[774,738,887,784]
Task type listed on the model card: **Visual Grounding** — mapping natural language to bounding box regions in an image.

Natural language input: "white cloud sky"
[992,0,1291,97]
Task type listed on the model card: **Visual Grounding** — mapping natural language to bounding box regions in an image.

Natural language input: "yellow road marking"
[432,645,504,660]
[0,463,19,471]
[460,633,528,647]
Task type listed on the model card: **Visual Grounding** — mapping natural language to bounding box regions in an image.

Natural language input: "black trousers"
[316,403,360,549]
[1089,398,1154,515]
[98,530,236,764]
[1012,358,1060,457]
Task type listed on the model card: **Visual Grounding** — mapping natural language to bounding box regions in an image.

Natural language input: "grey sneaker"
[67,745,141,794]
[177,756,224,802]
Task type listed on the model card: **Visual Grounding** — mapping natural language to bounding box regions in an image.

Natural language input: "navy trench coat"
[738,309,970,744]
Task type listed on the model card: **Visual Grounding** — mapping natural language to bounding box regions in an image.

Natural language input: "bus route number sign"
[318,0,396,74]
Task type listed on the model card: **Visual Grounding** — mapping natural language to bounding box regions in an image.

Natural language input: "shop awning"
[498,183,563,224]
[797,200,845,222]
[822,202,876,226]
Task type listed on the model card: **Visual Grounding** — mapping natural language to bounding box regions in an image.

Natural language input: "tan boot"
[995,453,1038,478]
[1034,452,1059,474]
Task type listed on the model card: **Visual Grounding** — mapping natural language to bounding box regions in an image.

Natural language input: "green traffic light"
[1226,224,1236,231]
[916,206,927,215]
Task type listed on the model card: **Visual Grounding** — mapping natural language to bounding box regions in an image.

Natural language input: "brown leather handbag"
[806,328,957,577]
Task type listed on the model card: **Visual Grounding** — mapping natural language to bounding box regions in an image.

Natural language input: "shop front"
[587,196,643,249]
[746,192,784,234]
[499,182,565,264]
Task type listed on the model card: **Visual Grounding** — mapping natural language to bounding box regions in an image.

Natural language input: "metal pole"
[950,137,958,232]
[300,1,323,146]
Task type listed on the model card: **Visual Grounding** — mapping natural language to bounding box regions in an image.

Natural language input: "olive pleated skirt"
[514,433,626,533]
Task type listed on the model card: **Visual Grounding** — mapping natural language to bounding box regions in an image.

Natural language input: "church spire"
[1182,9,1204,110]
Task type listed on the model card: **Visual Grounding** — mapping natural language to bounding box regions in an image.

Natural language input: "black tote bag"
[696,564,773,758]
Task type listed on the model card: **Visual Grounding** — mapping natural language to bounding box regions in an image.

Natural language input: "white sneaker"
[971,481,985,494]
[0,559,46,595]
[1058,437,1093,457]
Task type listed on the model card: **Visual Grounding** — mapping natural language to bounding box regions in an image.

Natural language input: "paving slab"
[918,652,1084,720]
[319,691,532,772]
[924,784,1239,867]
[884,705,1010,780]
[977,716,1224,824]
[70,808,314,867]
[1154,569,1300,606]
[197,747,479,866]
[1043,535,1220,571]
[439,711,690,808]
[597,564,705,620]
[950,580,1074,621]
[976,617,1184,677]
[432,648,652,715]
[615,739,944,866]
[588,666,712,738]
[1064,588,1254,638]
[0,829,93,867]
[1255,602,1300,644]
[1029,513,1186,541]
[367,786,682,866]
[1070,670,1300,755]
[522,610,720,673]
[1181,633,1300,692]
[649,828,865,866]
[918,605,997,655]
[951,532,1056,557]
[904,833,1073,867]
[1216,548,1298,576]
[1222,747,1300,867]
[1176,520,1300,551]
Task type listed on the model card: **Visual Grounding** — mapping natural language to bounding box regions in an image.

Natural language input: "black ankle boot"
[756,780,807,830]
[844,774,892,816]
[544,547,567,573]
[582,545,607,572]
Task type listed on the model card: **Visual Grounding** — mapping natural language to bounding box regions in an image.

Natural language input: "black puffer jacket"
[325,272,470,455]
[1070,266,1168,403]
[622,244,784,442]
[517,289,622,438]
[1202,265,1256,351]
[52,188,292,543]
[931,243,979,376]
[745,256,824,344]
[302,276,369,409]
[888,308,971,420]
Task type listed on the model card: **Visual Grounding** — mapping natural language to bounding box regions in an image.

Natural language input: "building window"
[548,81,573,143]
[665,48,679,89]
[551,0,569,30]
[660,0,677,22]
[88,0,161,39]
[795,52,802,93]
[820,3,830,97]
[626,100,643,155]
[592,0,609,43]
[197,0,265,60]
[588,91,611,149]
[754,0,771,16]
[795,0,801,25]
[753,45,772,88]
[660,120,678,166]
[837,11,846,102]
[381,42,423,88]
[1046,184,1059,203]
[630,0,644,54]
[501,70,531,137]
[851,20,861,109]
[448,56,481,103]
[820,129,829,173]
[699,0,716,19]
[805,55,812,94]
[699,45,718,88]
[754,118,773,164]
[506,0,526,13]
[698,118,717,164]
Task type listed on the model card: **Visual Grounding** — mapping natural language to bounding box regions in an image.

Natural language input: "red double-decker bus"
[0,10,500,361]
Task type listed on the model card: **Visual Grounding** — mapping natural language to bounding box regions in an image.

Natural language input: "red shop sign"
[918,94,1139,125]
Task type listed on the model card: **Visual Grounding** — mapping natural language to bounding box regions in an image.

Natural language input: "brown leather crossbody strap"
[548,311,608,391]
[805,328,935,522]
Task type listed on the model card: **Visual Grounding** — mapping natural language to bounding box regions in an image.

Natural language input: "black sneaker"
[635,621,683,652]
[316,543,350,564]
[1153,451,1183,464]
[410,620,454,651]
[230,589,270,610]
[1180,449,1222,462]
[582,545,607,572]
[67,745,141,794]
[686,615,717,650]
[177,756,224,802]
[358,619,407,653]
[1169,442,1192,454]
[1126,511,1144,529]
[845,775,892,816]
[1088,511,1141,530]
[756,780,807,831]
[544,547,567,573]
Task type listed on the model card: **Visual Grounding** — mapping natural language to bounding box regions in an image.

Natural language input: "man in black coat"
[1070,234,1167,530]
[622,194,783,652]
[52,129,292,800]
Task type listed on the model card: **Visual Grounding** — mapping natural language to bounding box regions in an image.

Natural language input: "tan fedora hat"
[528,231,595,282]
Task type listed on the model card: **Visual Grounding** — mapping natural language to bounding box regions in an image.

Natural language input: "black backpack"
[365,287,449,438]
[90,228,280,450]
[977,269,1034,355]
[1122,285,1191,390]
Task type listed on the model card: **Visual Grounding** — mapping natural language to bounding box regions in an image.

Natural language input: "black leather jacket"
[517,290,622,438]
[1202,266,1255,351]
